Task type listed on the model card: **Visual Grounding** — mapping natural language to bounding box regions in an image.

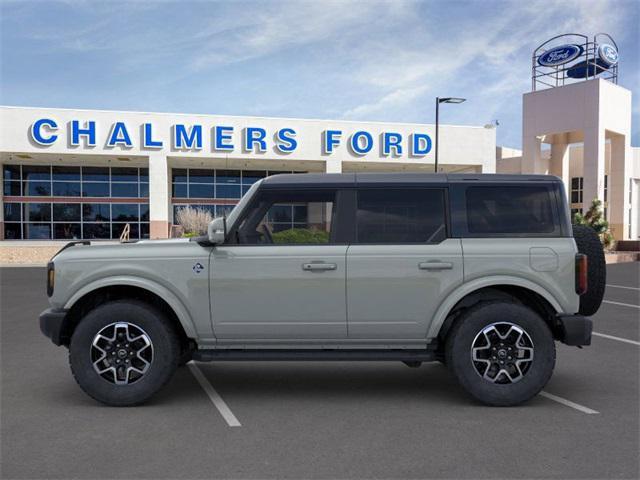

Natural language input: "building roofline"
[0,105,488,130]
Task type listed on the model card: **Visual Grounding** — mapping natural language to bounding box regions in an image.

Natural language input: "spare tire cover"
[572,224,606,316]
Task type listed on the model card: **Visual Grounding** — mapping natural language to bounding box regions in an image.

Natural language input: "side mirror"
[208,216,227,245]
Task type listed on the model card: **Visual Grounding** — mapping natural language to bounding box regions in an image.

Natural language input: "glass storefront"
[171,168,304,222]
[3,165,149,240]
[2,165,306,239]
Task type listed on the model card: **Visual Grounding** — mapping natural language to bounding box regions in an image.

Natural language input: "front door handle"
[302,262,337,272]
[418,261,453,271]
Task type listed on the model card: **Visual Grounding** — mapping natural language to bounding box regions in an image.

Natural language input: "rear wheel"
[445,301,555,406]
[69,300,180,406]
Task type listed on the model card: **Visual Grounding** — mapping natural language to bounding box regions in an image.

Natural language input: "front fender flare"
[426,275,563,339]
[63,275,197,338]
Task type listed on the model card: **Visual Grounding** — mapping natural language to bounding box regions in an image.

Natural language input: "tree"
[572,199,615,250]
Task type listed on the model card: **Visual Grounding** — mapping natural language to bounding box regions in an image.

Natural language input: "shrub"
[572,199,615,250]
[271,228,330,244]
[176,206,213,236]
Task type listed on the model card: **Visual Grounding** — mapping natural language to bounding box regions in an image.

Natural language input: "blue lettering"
[71,120,96,147]
[173,124,203,149]
[30,118,58,145]
[107,122,133,147]
[323,130,342,154]
[275,128,297,153]
[244,127,267,152]
[411,133,432,156]
[350,131,373,155]
[382,132,403,156]
[143,123,163,148]
[214,126,234,151]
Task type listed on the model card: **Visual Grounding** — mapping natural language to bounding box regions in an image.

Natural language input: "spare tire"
[572,224,606,316]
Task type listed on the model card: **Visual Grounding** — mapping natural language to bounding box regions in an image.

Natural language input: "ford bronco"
[39,173,605,406]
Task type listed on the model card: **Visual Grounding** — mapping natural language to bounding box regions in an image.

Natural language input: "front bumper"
[39,308,69,346]
[556,314,592,346]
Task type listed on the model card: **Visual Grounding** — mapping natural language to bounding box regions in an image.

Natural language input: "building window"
[570,177,583,204]
[2,164,149,240]
[571,208,582,221]
[170,168,303,224]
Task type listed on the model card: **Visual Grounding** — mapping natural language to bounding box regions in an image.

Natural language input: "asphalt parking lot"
[1,263,638,479]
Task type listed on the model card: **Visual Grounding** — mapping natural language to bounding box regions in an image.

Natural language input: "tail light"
[575,254,588,295]
[47,262,55,297]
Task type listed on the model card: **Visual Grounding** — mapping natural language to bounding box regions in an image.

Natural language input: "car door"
[346,187,463,339]
[210,188,348,340]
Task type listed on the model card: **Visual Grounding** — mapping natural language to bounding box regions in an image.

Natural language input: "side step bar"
[192,349,438,362]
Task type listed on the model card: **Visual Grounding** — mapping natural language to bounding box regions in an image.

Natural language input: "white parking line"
[603,300,640,309]
[539,391,599,414]
[187,361,241,427]
[593,331,640,346]
[606,284,640,291]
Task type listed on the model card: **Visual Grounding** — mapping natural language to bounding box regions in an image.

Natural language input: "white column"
[550,135,570,201]
[522,135,542,173]
[325,159,342,173]
[148,153,170,239]
[582,126,606,213]
[609,134,631,240]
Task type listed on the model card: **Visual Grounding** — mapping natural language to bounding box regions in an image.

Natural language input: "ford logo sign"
[598,44,618,67]
[538,44,583,67]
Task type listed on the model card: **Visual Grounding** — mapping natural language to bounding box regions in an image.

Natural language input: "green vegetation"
[572,198,615,250]
[272,228,330,244]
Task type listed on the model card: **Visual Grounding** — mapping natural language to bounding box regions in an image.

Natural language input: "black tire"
[572,224,606,316]
[445,302,555,407]
[69,300,180,406]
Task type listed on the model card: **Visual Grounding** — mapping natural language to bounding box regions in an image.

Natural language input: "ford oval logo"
[538,44,583,67]
[598,44,618,66]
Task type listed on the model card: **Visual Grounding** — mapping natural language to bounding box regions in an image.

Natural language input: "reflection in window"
[356,189,446,244]
[466,186,555,235]
[239,190,334,245]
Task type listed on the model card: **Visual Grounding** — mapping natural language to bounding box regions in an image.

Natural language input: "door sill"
[192,348,438,362]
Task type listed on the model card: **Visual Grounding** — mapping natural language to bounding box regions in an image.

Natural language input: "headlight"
[47,262,55,297]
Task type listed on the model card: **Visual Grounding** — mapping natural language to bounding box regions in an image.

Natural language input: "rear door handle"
[418,261,453,271]
[302,262,337,272]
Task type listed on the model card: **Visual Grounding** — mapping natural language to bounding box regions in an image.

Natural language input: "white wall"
[0,106,496,170]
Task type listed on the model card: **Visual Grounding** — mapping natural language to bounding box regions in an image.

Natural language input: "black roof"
[260,172,561,189]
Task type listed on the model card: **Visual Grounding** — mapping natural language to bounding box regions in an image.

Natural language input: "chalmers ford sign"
[29,118,434,157]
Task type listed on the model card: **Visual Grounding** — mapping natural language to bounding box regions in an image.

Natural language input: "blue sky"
[1,0,638,148]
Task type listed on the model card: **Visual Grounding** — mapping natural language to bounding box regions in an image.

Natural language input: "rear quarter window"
[464,185,559,236]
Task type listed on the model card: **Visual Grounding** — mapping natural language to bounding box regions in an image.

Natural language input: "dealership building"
[0,107,496,241]
[0,34,638,243]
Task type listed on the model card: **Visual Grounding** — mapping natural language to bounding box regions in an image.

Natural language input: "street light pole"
[434,97,466,173]
[435,97,440,173]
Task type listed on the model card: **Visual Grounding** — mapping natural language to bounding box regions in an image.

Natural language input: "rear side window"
[466,186,557,234]
[356,189,446,244]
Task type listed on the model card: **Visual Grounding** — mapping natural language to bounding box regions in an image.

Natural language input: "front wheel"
[69,300,180,406]
[445,302,555,406]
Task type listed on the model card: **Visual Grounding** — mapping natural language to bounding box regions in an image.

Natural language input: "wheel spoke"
[91,322,154,386]
[471,322,534,385]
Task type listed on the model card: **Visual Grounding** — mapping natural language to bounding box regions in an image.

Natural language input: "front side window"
[356,189,446,244]
[466,186,556,235]
[236,190,335,245]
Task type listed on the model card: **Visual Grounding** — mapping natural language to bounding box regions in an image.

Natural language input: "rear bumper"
[556,314,592,346]
[39,308,69,346]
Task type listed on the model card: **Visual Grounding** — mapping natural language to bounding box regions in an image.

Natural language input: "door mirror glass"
[208,216,226,244]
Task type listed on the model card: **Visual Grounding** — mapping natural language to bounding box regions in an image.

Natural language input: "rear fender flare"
[427,276,563,339]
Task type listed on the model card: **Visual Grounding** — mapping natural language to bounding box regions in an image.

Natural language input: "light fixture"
[435,96,467,173]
